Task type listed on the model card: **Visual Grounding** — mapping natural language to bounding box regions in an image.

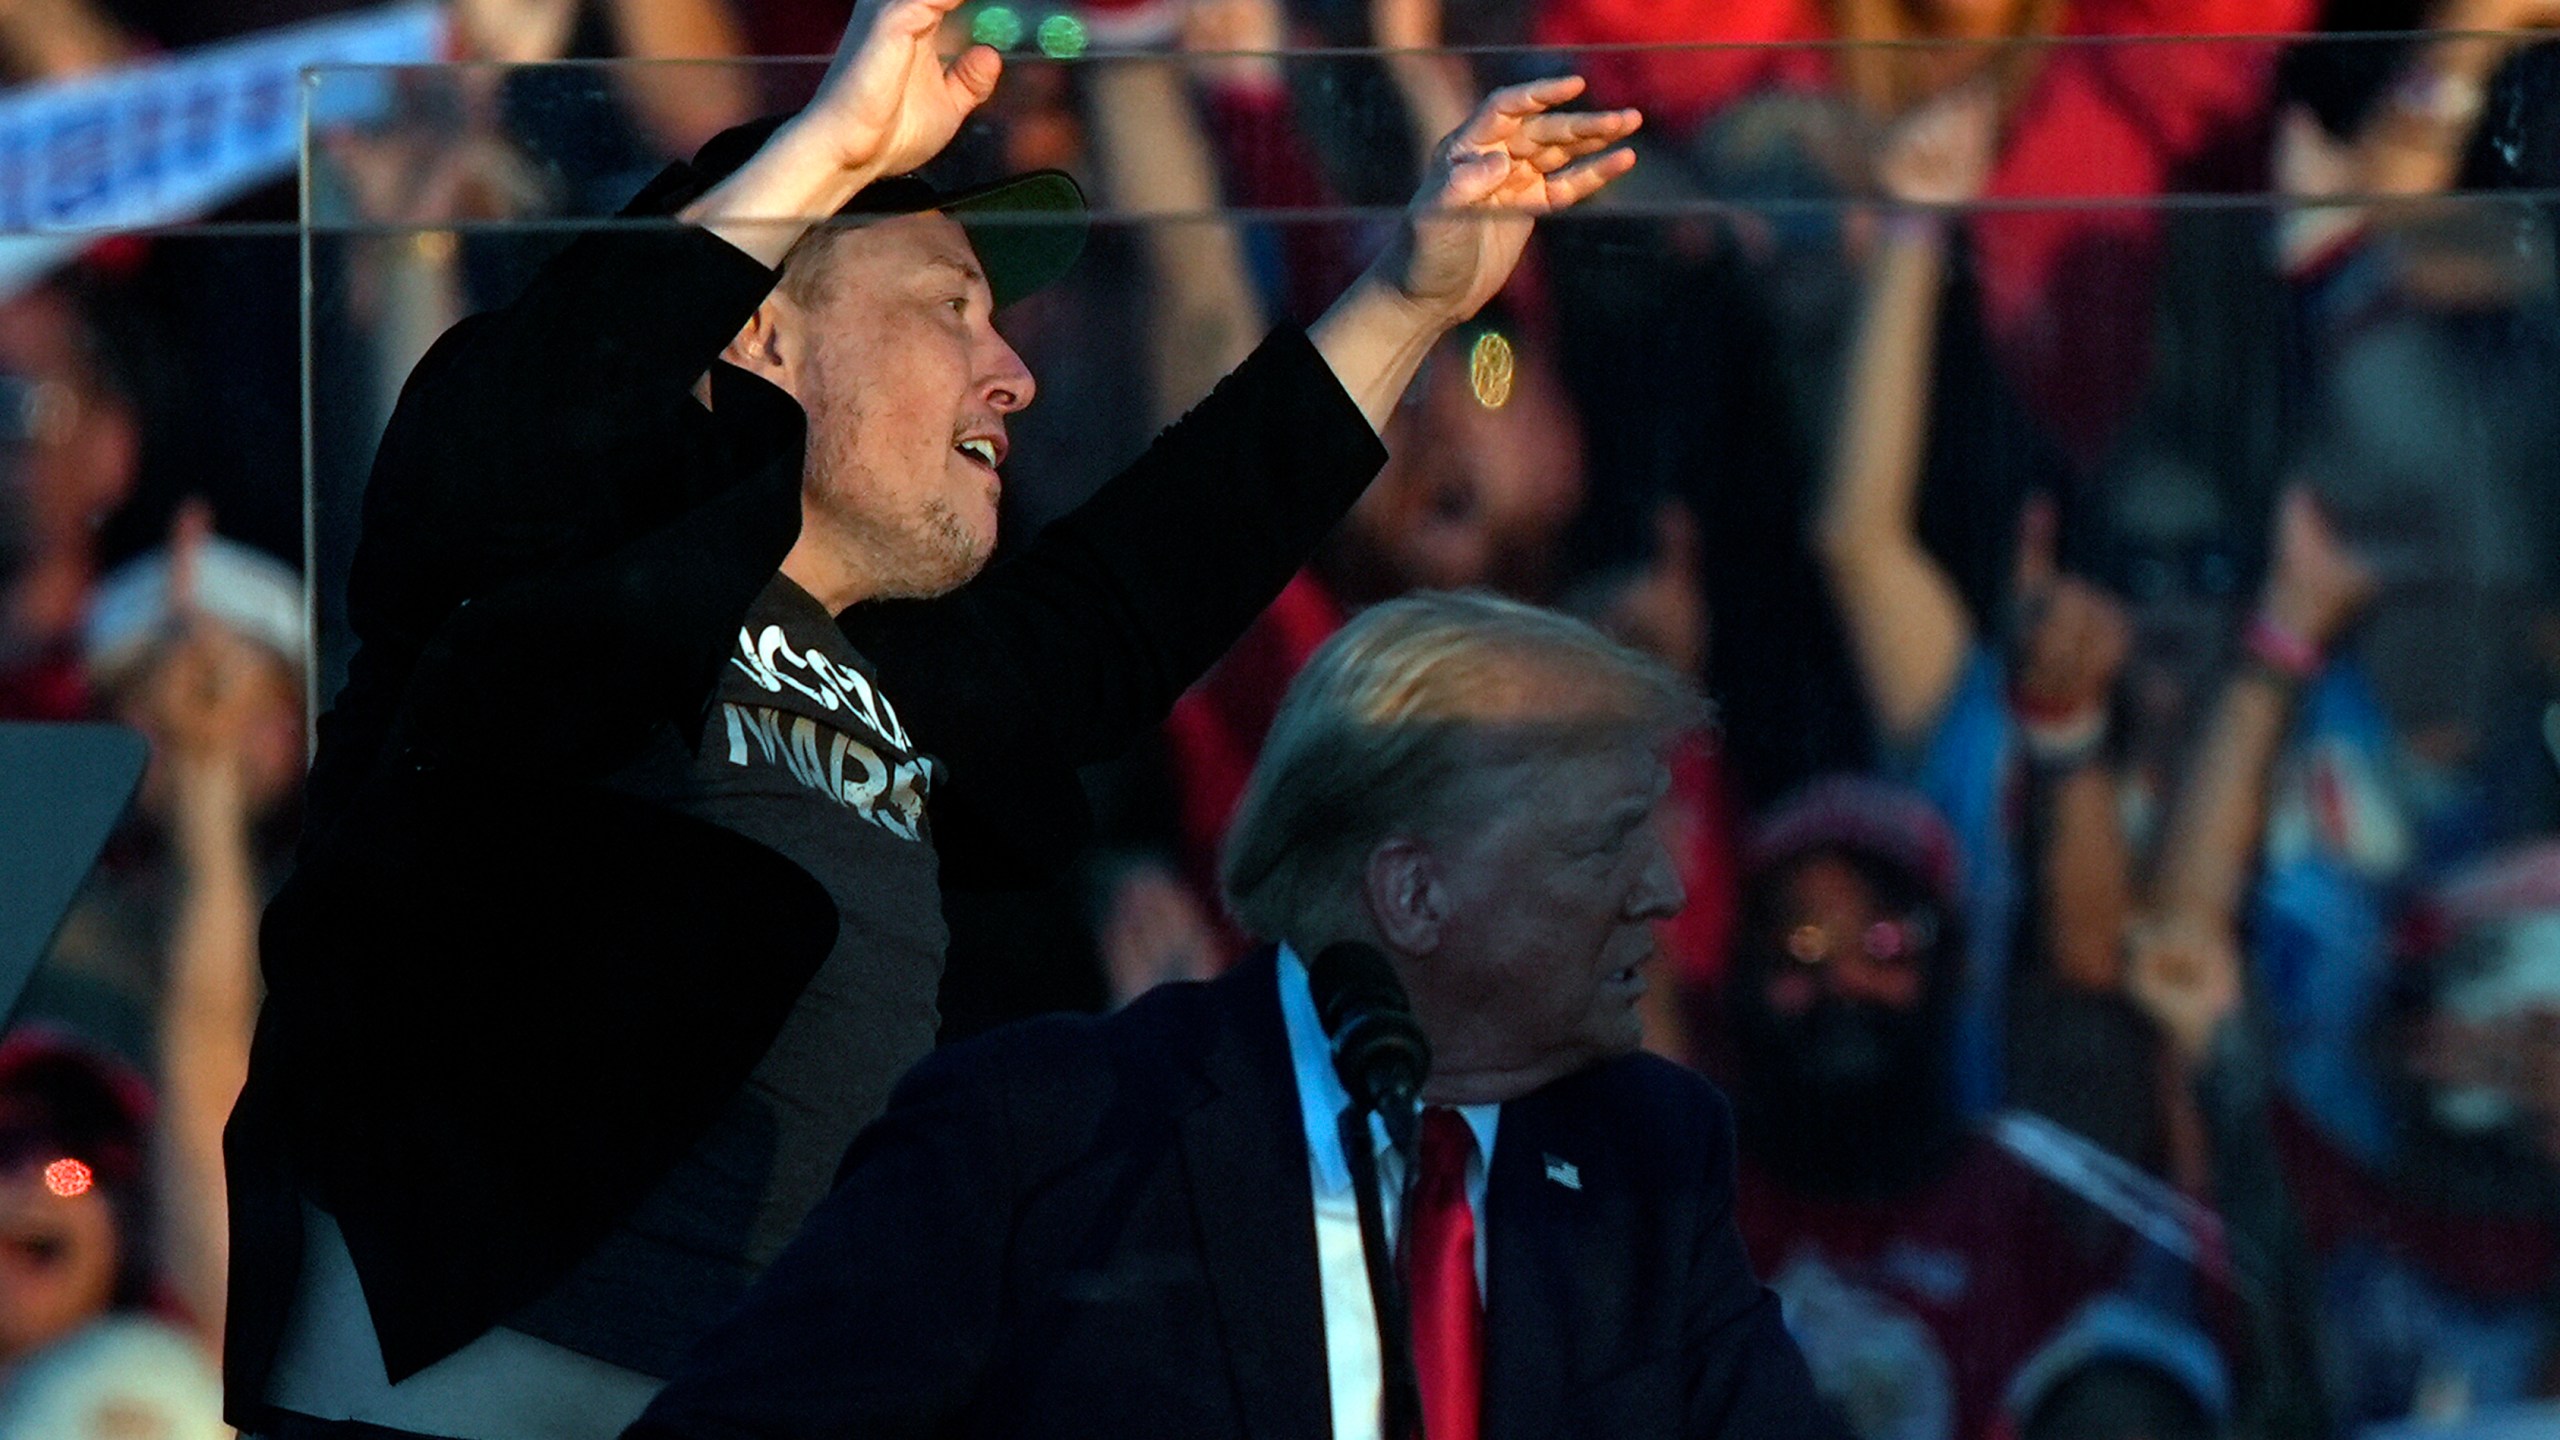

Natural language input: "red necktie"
[1406,1106,1482,1440]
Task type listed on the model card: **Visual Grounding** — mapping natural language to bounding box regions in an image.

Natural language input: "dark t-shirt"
[511,573,950,1375]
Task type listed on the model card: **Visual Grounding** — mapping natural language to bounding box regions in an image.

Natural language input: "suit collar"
[1175,949,1331,1440]
[1271,942,1498,1201]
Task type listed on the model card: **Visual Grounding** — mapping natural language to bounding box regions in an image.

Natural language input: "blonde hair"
[1220,591,1709,948]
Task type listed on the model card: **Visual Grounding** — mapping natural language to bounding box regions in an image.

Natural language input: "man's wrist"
[1310,270,1462,433]
[679,116,895,254]
[762,114,899,195]
[1357,264,1465,343]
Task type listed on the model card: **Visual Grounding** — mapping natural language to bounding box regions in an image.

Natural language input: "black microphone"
[1307,941,1431,1155]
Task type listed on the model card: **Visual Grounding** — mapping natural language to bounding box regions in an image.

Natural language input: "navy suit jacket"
[623,952,1844,1440]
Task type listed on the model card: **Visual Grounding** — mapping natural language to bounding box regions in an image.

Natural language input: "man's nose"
[984,331,1036,414]
[1630,838,1685,921]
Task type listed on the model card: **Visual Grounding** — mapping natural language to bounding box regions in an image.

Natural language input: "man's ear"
[721,295,795,393]
[1362,837,1446,956]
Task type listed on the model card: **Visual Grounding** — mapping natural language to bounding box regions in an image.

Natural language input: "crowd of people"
[3,0,2560,1435]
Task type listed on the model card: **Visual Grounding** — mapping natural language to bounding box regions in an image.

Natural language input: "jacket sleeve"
[353,204,783,641]
[617,1043,1019,1440]
[843,324,1387,878]
[312,172,800,826]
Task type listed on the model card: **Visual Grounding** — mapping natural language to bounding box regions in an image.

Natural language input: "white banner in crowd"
[0,1,449,299]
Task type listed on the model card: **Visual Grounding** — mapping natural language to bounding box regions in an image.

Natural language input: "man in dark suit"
[623,592,1842,1440]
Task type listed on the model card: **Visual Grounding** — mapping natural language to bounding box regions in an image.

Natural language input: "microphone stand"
[1340,1098,1425,1440]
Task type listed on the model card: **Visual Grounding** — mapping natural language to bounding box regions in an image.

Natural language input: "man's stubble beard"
[802,397,990,603]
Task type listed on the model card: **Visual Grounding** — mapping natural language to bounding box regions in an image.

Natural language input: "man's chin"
[877,554,986,601]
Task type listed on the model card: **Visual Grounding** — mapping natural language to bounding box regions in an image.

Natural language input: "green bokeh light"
[1035,12,1088,58]
[971,5,1024,49]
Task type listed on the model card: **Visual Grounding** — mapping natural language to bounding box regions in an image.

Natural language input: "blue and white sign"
[0,2,447,296]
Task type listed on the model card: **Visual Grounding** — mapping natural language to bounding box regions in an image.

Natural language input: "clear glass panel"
[286,30,2560,1440]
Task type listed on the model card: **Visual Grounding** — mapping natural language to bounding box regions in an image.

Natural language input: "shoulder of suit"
[902,978,1227,1109]
[1546,1051,1737,1148]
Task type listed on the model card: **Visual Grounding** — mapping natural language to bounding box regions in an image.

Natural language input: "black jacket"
[224,157,1387,1418]
[623,951,1846,1440]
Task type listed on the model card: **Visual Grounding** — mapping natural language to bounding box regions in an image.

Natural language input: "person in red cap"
[226,1,1644,1437]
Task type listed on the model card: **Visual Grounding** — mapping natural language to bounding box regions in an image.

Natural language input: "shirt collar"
[1276,943,1497,1196]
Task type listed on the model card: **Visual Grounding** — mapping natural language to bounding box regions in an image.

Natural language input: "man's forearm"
[1307,272,1451,434]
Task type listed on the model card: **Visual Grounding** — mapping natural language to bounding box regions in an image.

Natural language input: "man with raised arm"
[224,3,1639,1437]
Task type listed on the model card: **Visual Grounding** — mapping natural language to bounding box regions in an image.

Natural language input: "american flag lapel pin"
[1543,1155,1581,1190]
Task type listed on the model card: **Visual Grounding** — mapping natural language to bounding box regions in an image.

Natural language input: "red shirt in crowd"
[1734,1139,2119,1440]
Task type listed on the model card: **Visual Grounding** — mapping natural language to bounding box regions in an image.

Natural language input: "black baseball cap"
[650,114,1086,310]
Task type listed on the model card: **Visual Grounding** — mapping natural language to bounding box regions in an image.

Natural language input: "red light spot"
[42,1159,90,1198]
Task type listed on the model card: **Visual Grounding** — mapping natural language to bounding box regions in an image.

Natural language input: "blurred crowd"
[5,0,2560,1436]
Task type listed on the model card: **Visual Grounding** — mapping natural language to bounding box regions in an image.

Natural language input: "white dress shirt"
[1277,945,1499,1440]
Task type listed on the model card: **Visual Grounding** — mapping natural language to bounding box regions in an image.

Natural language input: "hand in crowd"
[451,0,579,64]
[2260,484,2378,653]
[2435,0,2560,30]
[122,505,301,846]
[800,0,1006,186]
[0,0,136,80]
[326,124,548,230]
[1590,501,1709,677]
[2009,495,2131,725]
[2125,913,2245,1070]
[1374,77,1641,325]
[1875,81,1999,208]
[1368,0,1441,50]
[1180,0,1285,91]
[1097,862,1227,1007]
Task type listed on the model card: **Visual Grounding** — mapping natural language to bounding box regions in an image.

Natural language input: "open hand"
[800,0,1003,181]
[1378,75,1640,323]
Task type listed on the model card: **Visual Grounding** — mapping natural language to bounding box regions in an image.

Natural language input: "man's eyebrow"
[921,254,988,288]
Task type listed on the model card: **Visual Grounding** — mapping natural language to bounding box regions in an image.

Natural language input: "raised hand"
[1377,76,1640,324]
[1097,862,1228,1007]
[1876,82,1998,208]
[801,0,1003,181]
[2009,494,2131,725]
[2125,913,2244,1068]
[2262,484,2378,652]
